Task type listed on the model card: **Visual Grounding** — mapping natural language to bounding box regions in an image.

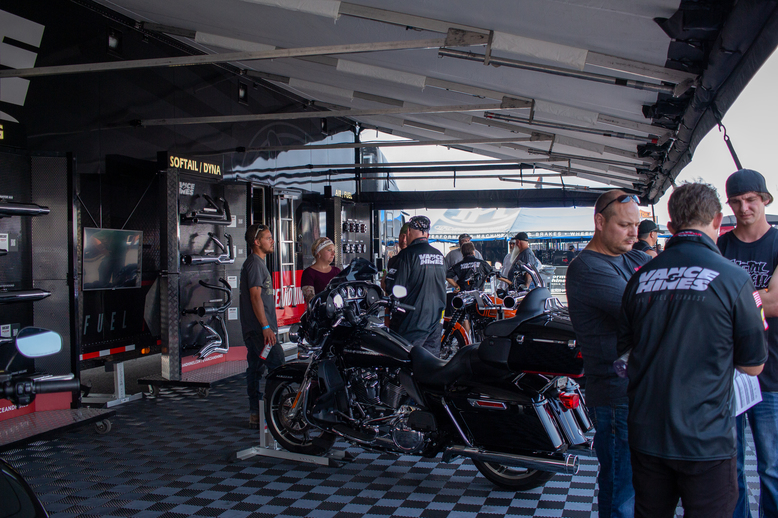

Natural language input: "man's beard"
[509,246,520,264]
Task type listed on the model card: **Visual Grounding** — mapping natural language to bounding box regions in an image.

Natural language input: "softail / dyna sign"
[262,258,592,491]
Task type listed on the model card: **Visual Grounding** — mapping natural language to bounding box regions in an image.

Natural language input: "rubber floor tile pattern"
[1,374,761,517]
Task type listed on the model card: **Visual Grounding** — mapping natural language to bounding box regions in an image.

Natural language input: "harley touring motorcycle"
[1,328,82,518]
[265,259,592,490]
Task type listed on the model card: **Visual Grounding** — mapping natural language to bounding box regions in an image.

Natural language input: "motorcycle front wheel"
[473,460,555,491]
[440,326,467,361]
[265,379,336,455]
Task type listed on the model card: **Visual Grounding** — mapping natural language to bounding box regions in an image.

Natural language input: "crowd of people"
[235,169,776,518]
[567,170,776,518]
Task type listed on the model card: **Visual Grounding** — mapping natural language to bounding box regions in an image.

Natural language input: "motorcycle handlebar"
[396,302,416,313]
[3,378,81,399]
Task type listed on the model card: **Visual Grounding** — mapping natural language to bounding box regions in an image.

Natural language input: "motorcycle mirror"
[15,327,62,358]
[333,293,344,308]
[392,285,407,299]
[288,323,300,342]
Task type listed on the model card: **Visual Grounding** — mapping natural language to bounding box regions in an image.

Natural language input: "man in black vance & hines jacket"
[617,182,767,517]
[385,215,446,356]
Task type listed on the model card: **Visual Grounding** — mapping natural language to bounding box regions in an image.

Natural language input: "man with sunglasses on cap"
[566,190,652,518]
[717,169,778,518]
[385,215,446,356]
[241,223,285,430]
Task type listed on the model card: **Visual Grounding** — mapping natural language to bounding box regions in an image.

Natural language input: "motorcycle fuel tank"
[343,323,412,369]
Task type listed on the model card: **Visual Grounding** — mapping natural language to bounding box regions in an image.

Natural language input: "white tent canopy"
[15,0,774,204]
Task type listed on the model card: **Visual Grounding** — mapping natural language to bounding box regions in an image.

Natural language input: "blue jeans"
[246,331,285,413]
[734,391,778,518]
[592,404,635,518]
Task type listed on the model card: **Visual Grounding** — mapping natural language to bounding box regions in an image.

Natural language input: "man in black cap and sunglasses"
[566,190,652,518]
[385,215,446,356]
[717,169,778,518]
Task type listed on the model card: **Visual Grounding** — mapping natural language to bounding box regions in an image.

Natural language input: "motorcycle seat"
[483,287,551,337]
[410,344,474,386]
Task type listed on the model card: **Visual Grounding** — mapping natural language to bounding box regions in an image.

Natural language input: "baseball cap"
[726,169,771,200]
[638,220,659,235]
[407,215,431,232]
[514,232,529,242]
[458,233,471,241]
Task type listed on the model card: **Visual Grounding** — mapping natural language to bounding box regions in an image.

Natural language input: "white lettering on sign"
[179,182,195,196]
[275,286,305,308]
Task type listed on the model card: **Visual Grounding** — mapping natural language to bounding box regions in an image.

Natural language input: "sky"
[363,48,778,227]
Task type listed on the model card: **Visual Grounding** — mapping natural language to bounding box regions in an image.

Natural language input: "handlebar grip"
[33,378,81,394]
[398,302,416,312]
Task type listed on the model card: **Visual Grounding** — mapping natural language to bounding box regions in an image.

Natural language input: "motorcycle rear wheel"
[265,379,336,455]
[473,460,555,491]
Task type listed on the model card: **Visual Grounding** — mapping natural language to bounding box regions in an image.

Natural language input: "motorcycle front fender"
[265,361,308,384]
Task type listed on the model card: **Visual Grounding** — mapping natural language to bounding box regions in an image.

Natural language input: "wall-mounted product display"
[180,194,231,226]
[181,278,232,360]
[181,232,234,265]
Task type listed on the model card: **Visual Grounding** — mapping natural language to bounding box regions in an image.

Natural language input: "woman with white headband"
[301,237,341,304]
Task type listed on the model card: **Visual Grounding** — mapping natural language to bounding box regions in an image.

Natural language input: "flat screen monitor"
[82,228,142,291]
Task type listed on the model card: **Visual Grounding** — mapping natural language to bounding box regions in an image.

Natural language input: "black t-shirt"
[619,231,767,460]
[565,249,651,406]
[446,256,493,291]
[385,238,446,343]
[718,226,778,392]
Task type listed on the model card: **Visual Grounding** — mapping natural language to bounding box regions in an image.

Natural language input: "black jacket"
[618,230,767,460]
[385,237,446,342]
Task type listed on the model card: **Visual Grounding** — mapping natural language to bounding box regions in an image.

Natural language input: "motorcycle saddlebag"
[508,314,584,377]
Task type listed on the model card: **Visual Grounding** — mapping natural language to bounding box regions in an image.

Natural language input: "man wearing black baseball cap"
[717,169,778,518]
[385,215,446,356]
[633,220,659,258]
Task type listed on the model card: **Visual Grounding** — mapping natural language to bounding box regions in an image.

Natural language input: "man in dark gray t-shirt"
[240,223,284,429]
[566,190,650,518]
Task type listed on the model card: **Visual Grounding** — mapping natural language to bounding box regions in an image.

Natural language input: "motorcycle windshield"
[327,257,377,288]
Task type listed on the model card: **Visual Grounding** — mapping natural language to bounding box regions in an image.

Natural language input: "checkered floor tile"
[1,374,762,517]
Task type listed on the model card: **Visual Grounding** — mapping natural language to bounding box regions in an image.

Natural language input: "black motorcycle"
[264,259,592,491]
[1,328,82,518]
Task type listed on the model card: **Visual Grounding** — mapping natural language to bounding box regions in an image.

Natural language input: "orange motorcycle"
[440,264,544,360]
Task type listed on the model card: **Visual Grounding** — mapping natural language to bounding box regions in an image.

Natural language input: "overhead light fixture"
[107,29,123,56]
[238,82,249,105]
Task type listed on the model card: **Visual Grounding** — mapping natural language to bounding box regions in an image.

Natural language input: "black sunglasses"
[598,194,639,214]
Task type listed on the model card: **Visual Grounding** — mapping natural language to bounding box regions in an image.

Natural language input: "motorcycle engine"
[391,412,425,453]
[350,368,404,409]
[345,368,428,454]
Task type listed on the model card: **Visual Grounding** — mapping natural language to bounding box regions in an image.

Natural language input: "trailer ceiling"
[36,0,778,203]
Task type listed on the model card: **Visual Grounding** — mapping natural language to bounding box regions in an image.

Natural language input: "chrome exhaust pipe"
[442,445,579,475]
